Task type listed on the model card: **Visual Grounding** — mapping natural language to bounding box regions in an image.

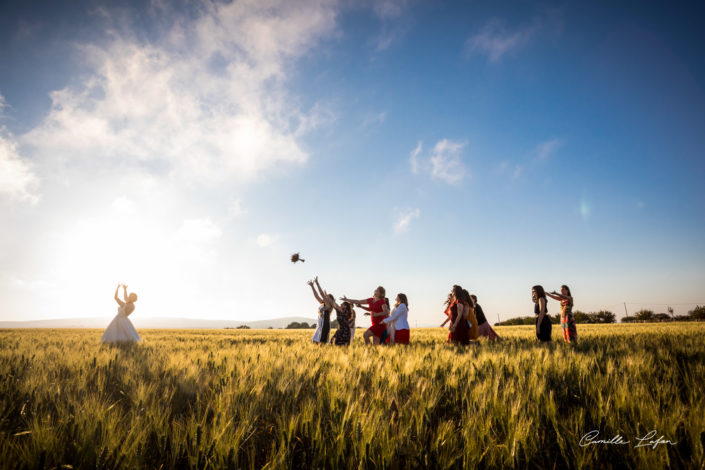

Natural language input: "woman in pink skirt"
[470,295,500,341]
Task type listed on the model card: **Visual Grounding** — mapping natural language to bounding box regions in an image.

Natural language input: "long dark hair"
[561,285,572,297]
[397,293,408,308]
[532,285,546,301]
[341,301,353,315]
[462,289,474,307]
[452,285,463,301]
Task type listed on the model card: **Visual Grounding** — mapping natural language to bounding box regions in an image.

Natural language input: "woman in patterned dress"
[330,301,355,345]
[547,285,577,343]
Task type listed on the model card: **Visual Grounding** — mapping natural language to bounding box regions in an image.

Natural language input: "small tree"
[634,309,655,322]
[688,305,705,321]
[236,325,251,329]
[594,310,616,323]
[573,310,593,323]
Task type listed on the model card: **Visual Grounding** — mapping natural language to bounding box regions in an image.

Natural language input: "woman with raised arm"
[471,295,500,341]
[308,276,333,344]
[383,293,410,345]
[532,285,552,342]
[329,299,356,346]
[342,286,389,345]
[440,293,453,341]
[101,283,140,343]
[448,285,470,345]
[546,285,577,343]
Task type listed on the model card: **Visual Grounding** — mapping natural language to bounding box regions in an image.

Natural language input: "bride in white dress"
[101,283,141,343]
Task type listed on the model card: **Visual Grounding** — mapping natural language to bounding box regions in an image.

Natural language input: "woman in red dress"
[342,286,390,345]
[445,285,470,345]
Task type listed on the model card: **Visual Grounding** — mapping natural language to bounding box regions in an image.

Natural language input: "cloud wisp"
[394,207,420,233]
[532,138,563,163]
[498,138,564,181]
[466,20,535,62]
[409,139,467,184]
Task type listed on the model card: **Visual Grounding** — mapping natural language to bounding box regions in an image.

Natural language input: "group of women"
[308,278,410,345]
[532,284,577,343]
[440,284,501,344]
[309,280,578,346]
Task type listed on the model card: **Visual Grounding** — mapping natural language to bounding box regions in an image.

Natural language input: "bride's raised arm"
[114,284,125,307]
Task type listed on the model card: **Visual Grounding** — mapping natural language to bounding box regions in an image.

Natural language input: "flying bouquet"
[290,253,305,263]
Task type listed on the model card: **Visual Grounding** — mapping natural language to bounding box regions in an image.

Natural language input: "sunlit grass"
[1,324,703,468]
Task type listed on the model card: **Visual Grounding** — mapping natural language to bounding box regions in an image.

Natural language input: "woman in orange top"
[463,289,479,341]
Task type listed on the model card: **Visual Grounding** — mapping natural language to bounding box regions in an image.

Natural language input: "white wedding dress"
[101,304,140,343]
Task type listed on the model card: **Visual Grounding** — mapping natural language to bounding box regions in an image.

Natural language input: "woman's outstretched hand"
[307,280,314,286]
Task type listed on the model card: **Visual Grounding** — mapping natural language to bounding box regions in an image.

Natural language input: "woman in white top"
[101,283,140,343]
[382,293,410,345]
[308,277,332,344]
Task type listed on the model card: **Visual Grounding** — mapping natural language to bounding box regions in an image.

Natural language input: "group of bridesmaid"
[441,284,500,344]
[308,277,410,345]
[308,278,578,346]
[532,284,578,343]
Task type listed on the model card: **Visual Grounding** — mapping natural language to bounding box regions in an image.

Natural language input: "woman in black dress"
[532,285,552,342]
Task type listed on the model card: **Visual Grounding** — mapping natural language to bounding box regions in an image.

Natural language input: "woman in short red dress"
[444,285,470,345]
[342,286,390,345]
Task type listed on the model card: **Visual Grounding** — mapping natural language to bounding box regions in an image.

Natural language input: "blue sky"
[1,0,704,325]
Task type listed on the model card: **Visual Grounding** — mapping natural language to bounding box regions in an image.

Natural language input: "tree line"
[495,305,705,326]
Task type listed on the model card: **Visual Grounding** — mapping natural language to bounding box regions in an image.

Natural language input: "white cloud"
[466,20,534,62]
[229,199,246,217]
[369,0,411,52]
[256,233,277,247]
[409,141,422,174]
[533,138,563,163]
[21,0,339,185]
[429,139,467,184]
[372,0,409,19]
[112,196,137,215]
[409,139,467,183]
[394,208,420,233]
[0,95,8,118]
[0,129,39,204]
[176,218,222,245]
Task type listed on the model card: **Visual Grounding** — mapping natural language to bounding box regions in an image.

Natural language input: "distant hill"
[0,316,316,330]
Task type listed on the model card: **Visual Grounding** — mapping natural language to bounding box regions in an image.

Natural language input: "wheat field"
[1,323,704,469]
